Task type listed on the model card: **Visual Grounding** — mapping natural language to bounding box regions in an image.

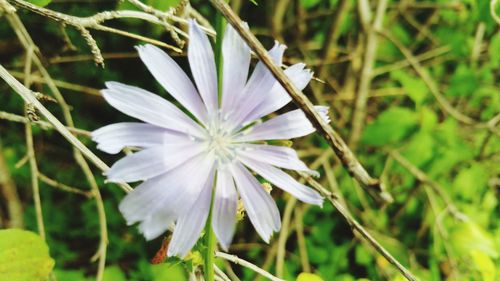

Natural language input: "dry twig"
[299,172,418,281]
[216,252,285,281]
[350,0,389,148]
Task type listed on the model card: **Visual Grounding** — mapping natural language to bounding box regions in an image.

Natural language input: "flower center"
[205,115,237,167]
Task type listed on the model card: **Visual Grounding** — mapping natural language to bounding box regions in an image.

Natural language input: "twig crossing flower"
[92,20,327,257]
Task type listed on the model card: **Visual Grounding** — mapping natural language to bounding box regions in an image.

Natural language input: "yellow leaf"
[470,250,495,281]
[297,272,324,281]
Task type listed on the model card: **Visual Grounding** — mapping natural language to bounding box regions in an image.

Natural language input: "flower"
[92,20,327,257]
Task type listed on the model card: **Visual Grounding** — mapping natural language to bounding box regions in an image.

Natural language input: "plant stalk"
[204,7,226,281]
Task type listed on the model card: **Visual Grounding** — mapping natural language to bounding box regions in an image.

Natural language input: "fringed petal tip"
[134,44,155,55]
[272,40,288,52]
[305,169,320,178]
[314,105,331,123]
[310,194,324,207]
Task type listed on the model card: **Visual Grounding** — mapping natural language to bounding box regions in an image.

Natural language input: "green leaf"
[419,107,438,132]
[26,0,51,7]
[54,269,89,281]
[152,263,188,281]
[402,132,435,167]
[452,163,488,200]
[103,266,126,281]
[146,0,181,12]
[0,229,55,281]
[361,107,418,146]
[300,0,321,9]
[450,222,499,258]
[448,64,478,97]
[488,35,500,68]
[470,250,496,281]
[354,244,372,266]
[391,70,428,105]
[297,272,325,281]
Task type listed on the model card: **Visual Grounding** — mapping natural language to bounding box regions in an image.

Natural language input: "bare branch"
[7,0,183,54]
[350,0,389,148]
[0,64,133,194]
[215,252,285,281]
[299,172,418,281]
[0,110,91,136]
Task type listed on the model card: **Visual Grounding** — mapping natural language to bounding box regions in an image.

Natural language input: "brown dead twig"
[350,0,389,148]
[0,66,132,193]
[210,0,393,205]
[8,0,184,67]
[388,150,467,221]
[299,172,418,281]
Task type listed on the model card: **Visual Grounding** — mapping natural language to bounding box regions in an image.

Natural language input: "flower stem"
[203,192,217,281]
[204,7,226,281]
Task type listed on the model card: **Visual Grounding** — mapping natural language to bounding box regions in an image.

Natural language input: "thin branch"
[388,150,467,221]
[23,46,46,240]
[378,30,477,125]
[214,264,232,281]
[10,70,102,96]
[210,0,393,204]
[491,0,500,25]
[2,6,113,275]
[275,197,296,278]
[0,142,24,228]
[350,0,389,148]
[127,0,215,37]
[372,45,451,77]
[38,173,93,198]
[8,0,183,54]
[0,64,132,193]
[215,252,285,281]
[298,172,418,281]
[294,206,311,273]
[0,110,91,136]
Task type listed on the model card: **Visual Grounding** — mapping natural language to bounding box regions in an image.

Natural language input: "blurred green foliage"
[0,0,499,280]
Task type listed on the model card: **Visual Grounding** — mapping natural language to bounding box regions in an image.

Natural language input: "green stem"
[204,8,226,281]
[203,189,217,281]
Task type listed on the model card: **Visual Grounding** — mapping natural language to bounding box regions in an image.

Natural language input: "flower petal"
[230,162,280,243]
[188,20,218,114]
[235,106,329,142]
[136,44,208,123]
[102,82,205,138]
[92,122,168,154]
[240,63,313,125]
[168,167,215,257]
[239,156,323,205]
[106,142,207,183]
[118,152,214,228]
[212,167,237,251]
[138,211,175,241]
[221,23,251,115]
[235,144,317,175]
[227,42,286,128]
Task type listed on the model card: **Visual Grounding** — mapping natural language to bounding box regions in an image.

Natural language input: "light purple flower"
[92,20,326,257]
